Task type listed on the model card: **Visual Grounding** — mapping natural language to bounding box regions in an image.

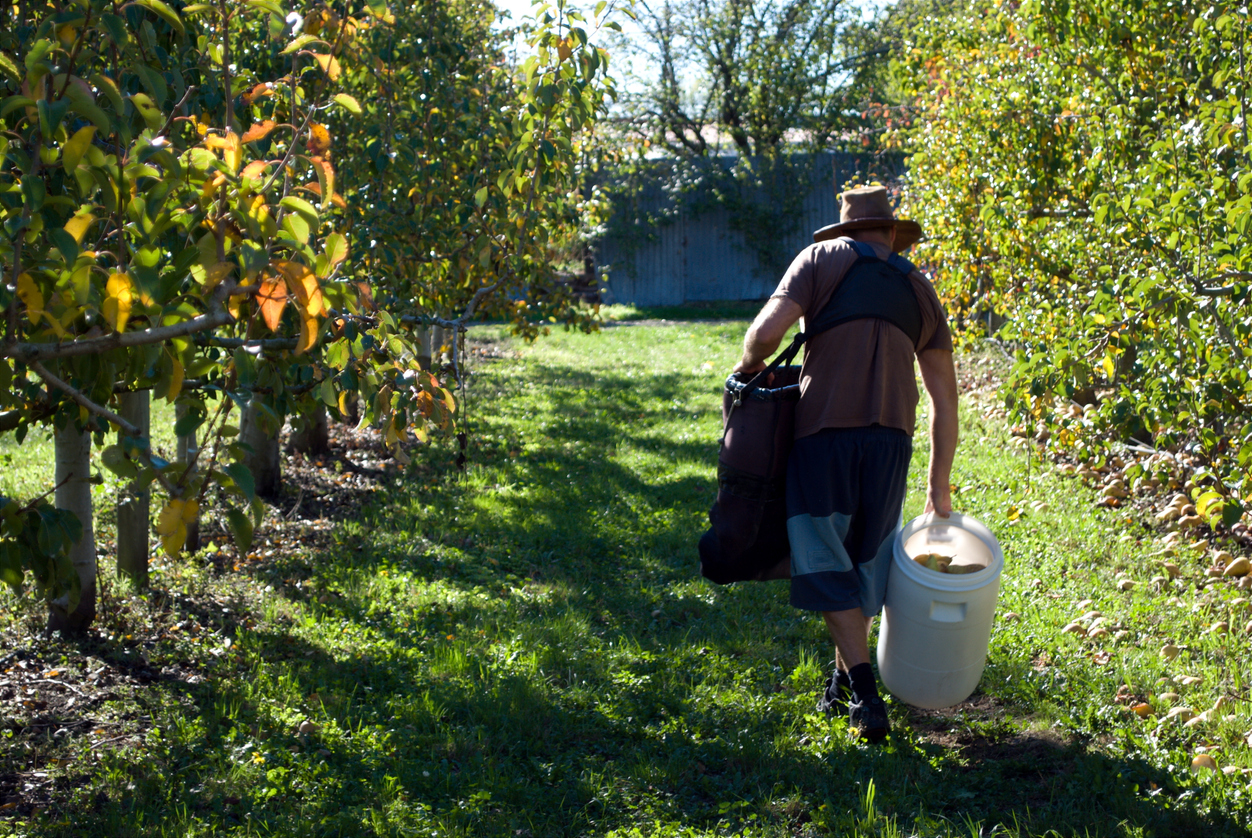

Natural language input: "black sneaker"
[848,695,890,743]
[816,673,851,716]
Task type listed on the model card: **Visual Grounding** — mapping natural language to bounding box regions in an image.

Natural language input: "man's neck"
[849,230,894,249]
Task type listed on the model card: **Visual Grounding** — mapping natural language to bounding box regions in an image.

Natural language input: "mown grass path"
[3,319,1252,836]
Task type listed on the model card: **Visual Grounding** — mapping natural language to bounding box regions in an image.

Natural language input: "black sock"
[833,668,852,695]
[848,663,879,704]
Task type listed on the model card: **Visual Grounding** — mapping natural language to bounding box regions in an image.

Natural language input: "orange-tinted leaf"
[241,120,277,143]
[241,160,271,182]
[355,281,375,312]
[257,275,288,331]
[310,156,335,209]
[306,123,331,156]
[242,83,274,105]
[274,259,325,317]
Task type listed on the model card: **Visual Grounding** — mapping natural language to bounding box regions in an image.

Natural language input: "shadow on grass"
[34,347,1252,837]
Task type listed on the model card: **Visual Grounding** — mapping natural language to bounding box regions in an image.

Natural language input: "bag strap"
[735,238,915,403]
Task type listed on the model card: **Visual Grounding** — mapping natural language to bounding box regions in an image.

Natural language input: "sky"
[489,0,896,91]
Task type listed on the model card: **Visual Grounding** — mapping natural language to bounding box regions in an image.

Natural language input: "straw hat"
[812,185,923,252]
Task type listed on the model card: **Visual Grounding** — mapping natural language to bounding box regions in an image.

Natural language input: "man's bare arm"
[917,348,959,517]
[733,297,803,375]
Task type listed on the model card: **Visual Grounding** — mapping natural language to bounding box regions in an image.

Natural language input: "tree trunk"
[288,404,329,456]
[116,391,149,587]
[416,326,432,371]
[49,423,96,633]
[176,403,200,554]
[432,325,446,369]
[241,398,282,500]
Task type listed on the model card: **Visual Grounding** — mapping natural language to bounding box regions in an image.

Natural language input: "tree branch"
[4,307,234,361]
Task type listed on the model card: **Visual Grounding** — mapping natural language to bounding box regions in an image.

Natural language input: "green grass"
[2,322,1251,836]
[597,300,766,322]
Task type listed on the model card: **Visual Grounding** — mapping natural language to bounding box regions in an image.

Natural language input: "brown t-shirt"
[772,237,952,439]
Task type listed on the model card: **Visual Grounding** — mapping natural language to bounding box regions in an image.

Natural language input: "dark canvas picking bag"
[697,365,800,583]
[698,239,922,585]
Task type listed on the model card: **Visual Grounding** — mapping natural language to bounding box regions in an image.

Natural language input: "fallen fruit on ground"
[1192,754,1218,772]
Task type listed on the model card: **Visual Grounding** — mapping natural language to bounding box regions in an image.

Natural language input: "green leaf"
[174,408,205,438]
[324,232,348,267]
[280,196,319,225]
[0,51,19,83]
[0,541,24,593]
[1223,498,1244,528]
[222,505,253,554]
[1196,490,1223,518]
[49,228,78,264]
[281,34,329,54]
[224,462,256,501]
[134,0,185,36]
[244,0,285,16]
[332,93,363,115]
[101,444,139,479]
[474,186,488,208]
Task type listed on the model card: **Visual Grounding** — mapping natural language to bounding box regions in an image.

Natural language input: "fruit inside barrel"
[903,524,993,575]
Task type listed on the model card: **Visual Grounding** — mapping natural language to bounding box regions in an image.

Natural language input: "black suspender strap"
[735,238,922,403]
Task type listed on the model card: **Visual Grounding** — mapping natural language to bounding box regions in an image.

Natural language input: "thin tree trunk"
[176,403,200,554]
[116,391,149,586]
[416,326,432,370]
[49,423,96,633]
[288,404,329,456]
[432,325,445,369]
[241,398,282,499]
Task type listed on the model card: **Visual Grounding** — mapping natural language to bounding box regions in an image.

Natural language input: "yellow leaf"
[161,522,187,557]
[16,273,44,325]
[63,209,95,244]
[305,123,331,156]
[62,126,96,172]
[103,271,133,333]
[312,53,341,81]
[156,499,185,536]
[206,132,242,174]
[1102,355,1115,380]
[166,355,184,403]
[202,261,234,293]
[181,498,199,524]
[296,311,317,355]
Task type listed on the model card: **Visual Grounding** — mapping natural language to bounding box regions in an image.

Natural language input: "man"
[733,186,959,742]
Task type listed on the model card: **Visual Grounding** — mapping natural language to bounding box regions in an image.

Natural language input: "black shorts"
[785,426,912,614]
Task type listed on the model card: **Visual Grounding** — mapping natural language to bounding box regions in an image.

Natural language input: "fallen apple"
[1191,754,1218,772]
[1223,557,1251,577]
[1164,706,1197,722]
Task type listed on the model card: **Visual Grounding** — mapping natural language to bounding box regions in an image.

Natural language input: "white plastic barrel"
[876,512,1004,709]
